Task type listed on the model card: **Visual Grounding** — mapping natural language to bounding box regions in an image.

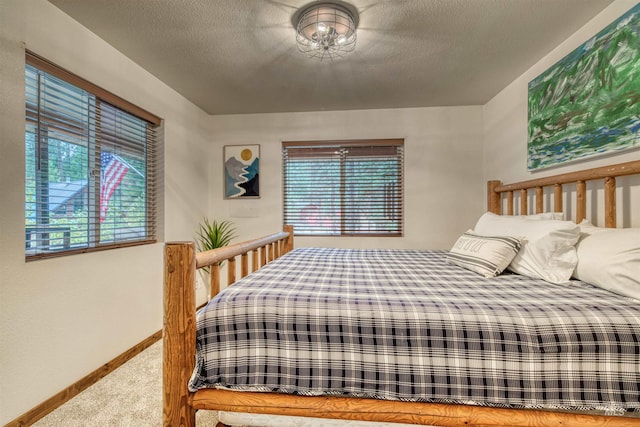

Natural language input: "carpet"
[32,340,217,426]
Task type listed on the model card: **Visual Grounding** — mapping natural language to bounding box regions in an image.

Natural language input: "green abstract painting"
[528,3,640,171]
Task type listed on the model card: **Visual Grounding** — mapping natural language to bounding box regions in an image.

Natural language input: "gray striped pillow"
[448,231,522,278]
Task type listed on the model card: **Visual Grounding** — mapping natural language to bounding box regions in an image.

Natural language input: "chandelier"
[295,2,358,61]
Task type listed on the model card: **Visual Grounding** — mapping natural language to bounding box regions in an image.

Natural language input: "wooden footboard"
[163,226,293,427]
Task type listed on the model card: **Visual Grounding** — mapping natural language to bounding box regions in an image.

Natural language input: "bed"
[164,160,640,427]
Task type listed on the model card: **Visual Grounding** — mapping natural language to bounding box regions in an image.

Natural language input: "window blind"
[25,52,161,259]
[283,140,404,236]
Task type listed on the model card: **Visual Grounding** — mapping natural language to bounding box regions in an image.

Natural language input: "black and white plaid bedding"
[190,248,640,413]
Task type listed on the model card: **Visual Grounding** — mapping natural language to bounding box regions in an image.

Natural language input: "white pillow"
[574,220,640,300]
[448,231,522,278]
[522,212,565,220]
[474,212,580,284]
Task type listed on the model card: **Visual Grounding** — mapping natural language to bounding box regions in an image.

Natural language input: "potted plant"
[195,217,236,298]
[195,217,237,264]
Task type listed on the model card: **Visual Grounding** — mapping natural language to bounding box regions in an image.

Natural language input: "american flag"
[100,152,129,222]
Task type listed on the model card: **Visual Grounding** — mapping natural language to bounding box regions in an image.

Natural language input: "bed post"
[284,224,294,253]
[164,242,197,427]
[487,180,502,214]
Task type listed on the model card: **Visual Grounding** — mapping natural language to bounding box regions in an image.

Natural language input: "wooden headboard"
[487,160,640,228]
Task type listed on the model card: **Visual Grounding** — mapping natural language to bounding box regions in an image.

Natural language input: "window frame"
[282,139,404,237]
[25,51,161,260]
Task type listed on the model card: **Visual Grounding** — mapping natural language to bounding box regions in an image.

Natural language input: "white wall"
[484,0,640,227]
[209,107,485,251]
[0,1,210,424]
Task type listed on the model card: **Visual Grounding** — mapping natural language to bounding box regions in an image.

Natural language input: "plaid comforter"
[190,248,640,413]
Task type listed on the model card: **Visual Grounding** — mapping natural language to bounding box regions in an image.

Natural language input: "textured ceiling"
[48,0,615,115]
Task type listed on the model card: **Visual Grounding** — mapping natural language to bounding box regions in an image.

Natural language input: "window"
[283,139,404,236]
[25,52,161,259]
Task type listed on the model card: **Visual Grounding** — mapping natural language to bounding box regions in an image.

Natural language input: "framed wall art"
[527,3,640,171]
[224,145,260,199]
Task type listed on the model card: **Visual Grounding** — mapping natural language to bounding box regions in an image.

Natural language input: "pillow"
[448,231,522,278]
[573,220,640,300]
[474,212,580,284]
[522,212,565,220]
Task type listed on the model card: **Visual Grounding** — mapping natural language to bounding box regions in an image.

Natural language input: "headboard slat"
[604,177,616,228]
[576,180,586,224]
[554,184,563,213]
[507,191,514,215]
[520,189,527,214]
[535,187,544,214]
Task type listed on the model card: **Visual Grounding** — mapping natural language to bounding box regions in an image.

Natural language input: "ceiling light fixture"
[294,2,358,61]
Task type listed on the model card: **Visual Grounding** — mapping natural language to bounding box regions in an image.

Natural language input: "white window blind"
[25,52,161,259]
[283,140,404,236]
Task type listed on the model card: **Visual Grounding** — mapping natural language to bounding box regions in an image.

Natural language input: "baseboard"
[4,329,163,427]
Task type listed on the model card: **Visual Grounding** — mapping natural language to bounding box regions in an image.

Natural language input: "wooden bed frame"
[164,159,640,427]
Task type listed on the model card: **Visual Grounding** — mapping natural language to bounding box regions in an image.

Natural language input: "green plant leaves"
[195,218,237,253]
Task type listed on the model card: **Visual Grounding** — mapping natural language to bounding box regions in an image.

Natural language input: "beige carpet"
[32,340,217,426]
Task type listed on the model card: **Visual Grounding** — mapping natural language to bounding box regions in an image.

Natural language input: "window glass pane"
[46,136,90,249]
[25,57,157,259]
[25,129,36,213]
[284,157,341,235]
[99,103,149,243]
[26,64,94,254]
[344,155,401,234]
[283,141,403,236]
[25,134,91,253]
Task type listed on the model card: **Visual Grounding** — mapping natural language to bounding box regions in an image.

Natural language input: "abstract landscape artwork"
[528,3,640,171]
[224,145,260,198]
